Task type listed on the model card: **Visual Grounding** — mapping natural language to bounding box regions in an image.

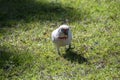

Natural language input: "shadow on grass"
[0,0,83,27]
[0,50,16,70]
[63,49,88,64]
[0,46,34,71]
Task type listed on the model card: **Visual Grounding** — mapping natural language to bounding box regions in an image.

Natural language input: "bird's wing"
[69,30,72,40]
[51,32,55,42]
[51,29,58,42]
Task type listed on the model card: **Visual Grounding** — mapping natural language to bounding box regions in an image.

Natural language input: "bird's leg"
[69,44,75,49]
[65,44,71,52]
[66,44,75,52]
[56,46,60,55]
[68,44,72,49]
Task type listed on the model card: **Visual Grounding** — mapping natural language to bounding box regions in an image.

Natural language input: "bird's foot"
[66,44,75,52]
[58,51,61,55]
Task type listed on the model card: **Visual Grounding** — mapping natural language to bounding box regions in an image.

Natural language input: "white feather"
[51,24,72,54]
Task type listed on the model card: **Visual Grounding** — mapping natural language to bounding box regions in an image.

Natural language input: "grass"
[0,0,120,79]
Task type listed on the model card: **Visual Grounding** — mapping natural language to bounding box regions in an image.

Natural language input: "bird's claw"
[66,45,75,52]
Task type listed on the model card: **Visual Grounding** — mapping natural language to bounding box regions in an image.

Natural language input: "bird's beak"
[64,31,68,35]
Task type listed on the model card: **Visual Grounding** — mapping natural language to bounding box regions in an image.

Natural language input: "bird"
[51,24,72,55]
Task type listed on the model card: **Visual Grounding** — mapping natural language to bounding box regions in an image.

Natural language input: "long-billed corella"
[51,24,72,55]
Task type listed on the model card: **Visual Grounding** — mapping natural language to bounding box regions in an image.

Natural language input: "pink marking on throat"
[58,36,68,39]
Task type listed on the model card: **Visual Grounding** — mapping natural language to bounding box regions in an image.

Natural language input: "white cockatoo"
[51,24,72,55]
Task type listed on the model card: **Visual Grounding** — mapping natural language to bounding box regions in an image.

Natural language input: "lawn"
[0,0,120,80]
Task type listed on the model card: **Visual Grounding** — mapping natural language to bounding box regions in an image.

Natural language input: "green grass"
[0,0,120,80]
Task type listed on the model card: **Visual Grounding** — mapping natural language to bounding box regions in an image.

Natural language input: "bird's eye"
[61,29,69,32]
[61,29,64,32]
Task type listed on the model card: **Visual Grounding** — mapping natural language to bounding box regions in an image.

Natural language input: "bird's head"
[59,24,70,36]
